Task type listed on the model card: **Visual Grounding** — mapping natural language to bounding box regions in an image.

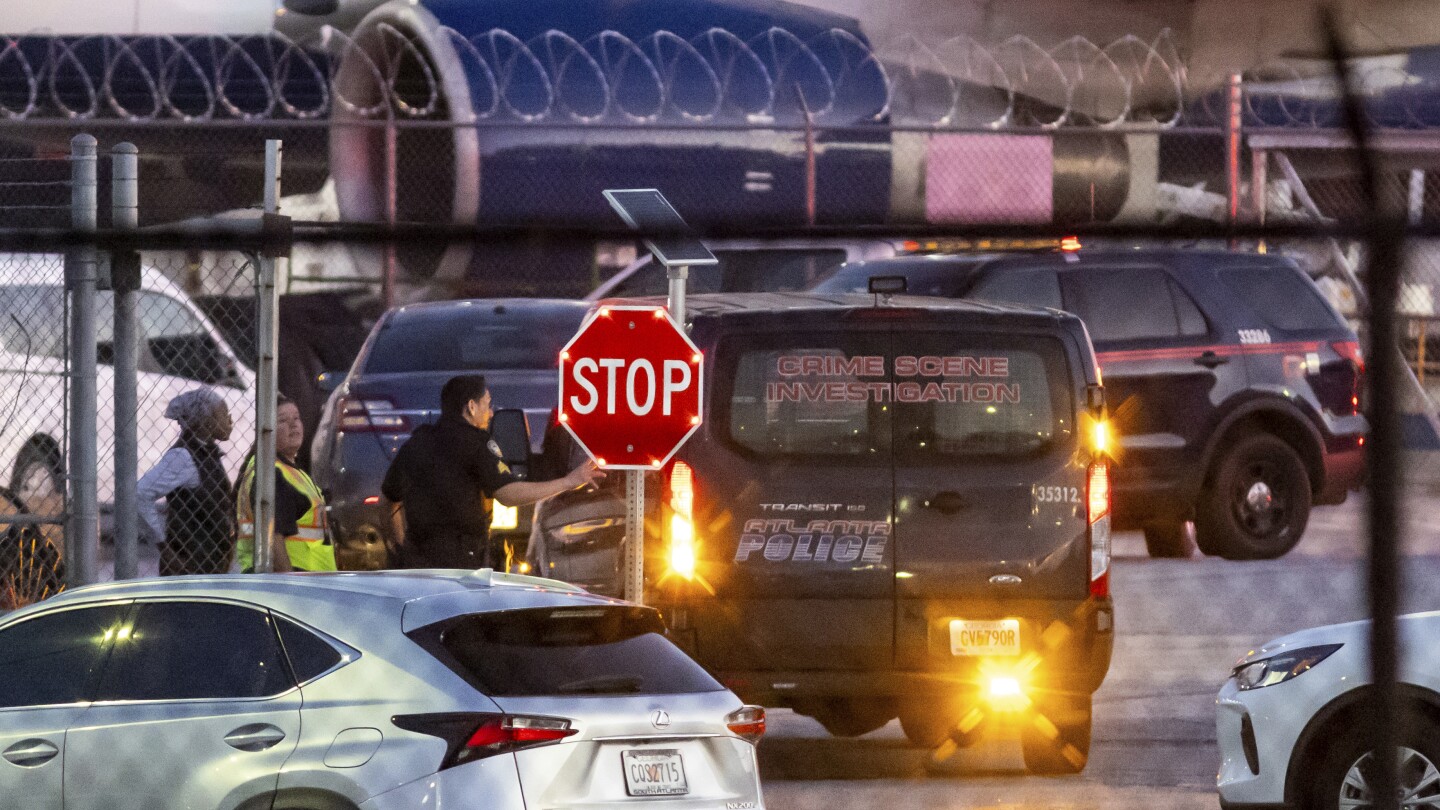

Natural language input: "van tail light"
[337,397,408,433]
[666,461,697,580]
[392,713,577,769]
[1087,462,1111,599]
[726,705,766,744]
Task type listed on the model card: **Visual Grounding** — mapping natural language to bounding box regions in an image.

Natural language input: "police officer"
[382,374,603,570]
[236,395,337,573]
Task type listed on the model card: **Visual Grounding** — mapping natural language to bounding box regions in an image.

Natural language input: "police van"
[521,288,1115,774]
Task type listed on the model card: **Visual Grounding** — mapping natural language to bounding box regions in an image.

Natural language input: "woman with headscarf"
[137,388,235,576]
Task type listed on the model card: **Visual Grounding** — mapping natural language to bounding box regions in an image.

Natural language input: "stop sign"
[558,305,704,469]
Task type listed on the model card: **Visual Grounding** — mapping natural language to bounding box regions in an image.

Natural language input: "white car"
[0,569,767,810]
[0,255,255,529]
[1216,613,1440,810]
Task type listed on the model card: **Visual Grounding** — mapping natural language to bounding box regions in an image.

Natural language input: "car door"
[688,326,897,672]
[0,603,129,810]
[1059,266,1248,509]
[888,326,1089,669]
[63,600,302,810]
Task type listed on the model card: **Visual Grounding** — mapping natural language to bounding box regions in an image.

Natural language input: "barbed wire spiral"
[0,26,1437,130]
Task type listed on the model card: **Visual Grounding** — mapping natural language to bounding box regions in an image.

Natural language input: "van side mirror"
[317,372,343,393]
[1086,384,1106,414]
[490,409,532,478]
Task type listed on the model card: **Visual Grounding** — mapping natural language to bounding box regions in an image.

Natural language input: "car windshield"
[417,606,724,697]
[365,306,586,373]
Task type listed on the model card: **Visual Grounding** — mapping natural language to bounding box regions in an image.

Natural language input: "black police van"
[815,249,1367,559]
[517,291,1115,774]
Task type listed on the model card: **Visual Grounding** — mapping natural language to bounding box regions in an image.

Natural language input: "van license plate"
[622,749,688,797]
[950,619,1021,656]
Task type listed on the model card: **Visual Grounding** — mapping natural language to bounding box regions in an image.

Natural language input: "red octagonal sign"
[558,305,704,470]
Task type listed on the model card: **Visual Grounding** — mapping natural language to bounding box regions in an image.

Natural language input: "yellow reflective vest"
[237,456,337,572]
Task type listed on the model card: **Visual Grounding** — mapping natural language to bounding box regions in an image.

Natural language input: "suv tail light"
[665,461,697,580]
[726,705,766,744]
[393,713,577,769]
[338,397,408,433]
[1087,462,1111,599]
[1330,340,1365,415]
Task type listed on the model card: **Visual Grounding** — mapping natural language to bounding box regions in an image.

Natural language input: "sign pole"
[624,469,644,604]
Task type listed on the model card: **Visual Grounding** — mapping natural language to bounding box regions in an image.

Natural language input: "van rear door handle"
[3,739,59,767]
[1194,351,1229,369]
[925,491,969,515]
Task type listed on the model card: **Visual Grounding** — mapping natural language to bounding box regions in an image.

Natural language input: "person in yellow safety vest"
[236,395,337,573]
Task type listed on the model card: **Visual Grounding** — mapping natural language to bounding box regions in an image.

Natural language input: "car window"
[725,331,892,459]
[1218,265,1344,331]
[615,250,847,297]
[93,602,292,702]
[366,307,587,373]
[1064,267,1207,342]
[275,616,344,683]
[0,605,129,709]
[968,268,1063,310]
[0,285,65,359]
[416,606,723,697]
[891,334,1074,459]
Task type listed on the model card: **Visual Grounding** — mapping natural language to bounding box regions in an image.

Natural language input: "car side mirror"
[490,409,532,478]
[317,371,344,393]
[1086,384,1106,414]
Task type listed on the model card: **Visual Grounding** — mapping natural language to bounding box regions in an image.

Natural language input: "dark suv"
[525,292,1114,773]
[814,249,1367,559]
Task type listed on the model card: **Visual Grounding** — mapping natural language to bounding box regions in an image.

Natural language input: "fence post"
[66,133,98,587]
[253,140,282,573]
[1225,72,1243,249]
[111,142,140,581]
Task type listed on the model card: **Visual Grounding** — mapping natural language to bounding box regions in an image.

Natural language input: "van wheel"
[899,699,986,749]
[1020,695,1091,775]
[807,699,895,738]
[1196,434,1310,560]
[1142,520,1196,558]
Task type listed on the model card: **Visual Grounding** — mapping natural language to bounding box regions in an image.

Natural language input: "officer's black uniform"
[381,414,518,569]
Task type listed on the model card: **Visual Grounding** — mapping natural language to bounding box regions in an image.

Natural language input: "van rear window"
[414,607,723,697]
[725,332,1073,459]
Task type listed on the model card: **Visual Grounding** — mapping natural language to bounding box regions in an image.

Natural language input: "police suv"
[528,288,1115,774]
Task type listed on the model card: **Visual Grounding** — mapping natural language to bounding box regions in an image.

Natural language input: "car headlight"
[1233,644,1342,691]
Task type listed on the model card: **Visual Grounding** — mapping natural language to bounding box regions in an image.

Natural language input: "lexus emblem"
[651,710,671,729]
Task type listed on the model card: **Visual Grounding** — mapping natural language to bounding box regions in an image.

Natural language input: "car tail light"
[392,713,577,769]
[1088,462,1111,599]
[726,705,766,744]
[666,461,697,580]
[338,397,408,433]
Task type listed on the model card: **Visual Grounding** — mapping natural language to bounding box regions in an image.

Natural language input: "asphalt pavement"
[759,486,1440,809]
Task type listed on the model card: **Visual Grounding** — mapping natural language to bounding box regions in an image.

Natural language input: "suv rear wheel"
[1020,694,1091,775]
[1142,520,1196,558]
[1196,433,1311,560]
